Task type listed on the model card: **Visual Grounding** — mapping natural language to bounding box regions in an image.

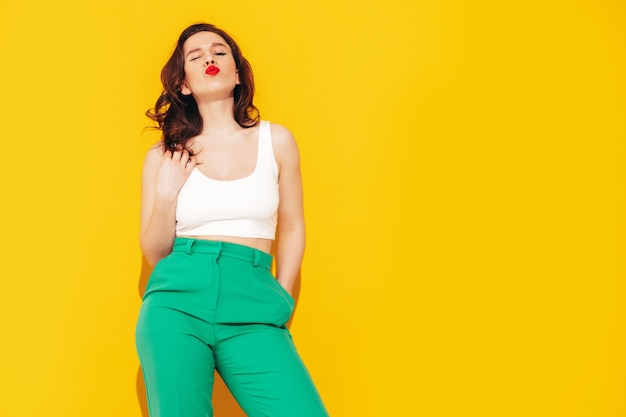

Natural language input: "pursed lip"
[205,65,220,75]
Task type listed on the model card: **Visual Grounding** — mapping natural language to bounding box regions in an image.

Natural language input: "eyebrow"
[185,42,228,58]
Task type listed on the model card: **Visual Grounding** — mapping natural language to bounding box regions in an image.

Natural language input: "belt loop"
[216,242,224,262]
[185,239,194,255]
[253,250,260,267]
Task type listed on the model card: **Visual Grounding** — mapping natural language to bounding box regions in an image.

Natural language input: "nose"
[205,56,216,65]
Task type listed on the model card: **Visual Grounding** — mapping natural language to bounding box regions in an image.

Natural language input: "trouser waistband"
[172,238,273,269]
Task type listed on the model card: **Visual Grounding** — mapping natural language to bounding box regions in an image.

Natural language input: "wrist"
[154,190,179,204]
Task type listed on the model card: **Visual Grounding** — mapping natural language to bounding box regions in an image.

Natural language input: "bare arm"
[272,124,306,296]
[140,147,196,266]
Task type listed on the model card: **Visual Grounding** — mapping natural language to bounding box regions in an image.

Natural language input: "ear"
[236,69,240,85]
[180,81,192,95]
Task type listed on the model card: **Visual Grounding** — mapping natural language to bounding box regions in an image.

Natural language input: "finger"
[185,156,198,170]
[180,149,191,165]
[181,151,194,167]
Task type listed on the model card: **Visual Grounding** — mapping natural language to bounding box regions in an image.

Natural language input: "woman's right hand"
[140,147,197,266]
[154,149,197,200]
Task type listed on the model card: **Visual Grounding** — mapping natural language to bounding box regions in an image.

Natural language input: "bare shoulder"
[143,144,164,175]
[269,122,300,158]
[145,144,164,160]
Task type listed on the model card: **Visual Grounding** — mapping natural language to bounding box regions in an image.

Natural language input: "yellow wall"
[1,1,625,416]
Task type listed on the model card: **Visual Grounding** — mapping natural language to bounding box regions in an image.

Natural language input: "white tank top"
[175,120,279,239]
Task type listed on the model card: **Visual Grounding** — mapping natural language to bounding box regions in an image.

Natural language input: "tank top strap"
[258,120,278,177]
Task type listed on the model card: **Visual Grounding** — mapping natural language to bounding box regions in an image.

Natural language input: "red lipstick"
[205,65,220,75]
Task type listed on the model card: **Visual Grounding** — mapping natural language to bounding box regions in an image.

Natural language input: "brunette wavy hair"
[146,23,259,152]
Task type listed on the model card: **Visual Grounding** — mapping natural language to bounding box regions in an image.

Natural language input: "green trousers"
[136,238,328,417]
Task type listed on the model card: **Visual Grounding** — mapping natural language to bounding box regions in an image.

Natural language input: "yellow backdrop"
[1,1,625,416]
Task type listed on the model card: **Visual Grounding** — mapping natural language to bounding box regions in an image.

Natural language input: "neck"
[196,97,241,136]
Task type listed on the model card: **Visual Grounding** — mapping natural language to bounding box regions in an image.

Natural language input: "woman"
[135,23,329,417]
